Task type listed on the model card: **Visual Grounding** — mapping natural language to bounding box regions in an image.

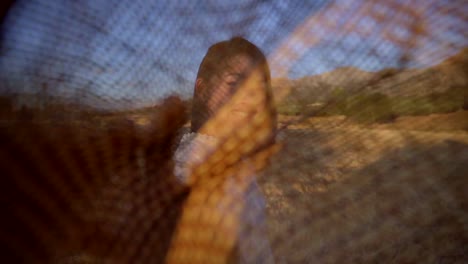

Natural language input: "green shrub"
[346,93,396,124]
[277,104,303,116]
[279,84,467,124]
[314,88,348,116]
[391,85,466,116]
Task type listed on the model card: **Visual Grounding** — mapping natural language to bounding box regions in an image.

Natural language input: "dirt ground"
[6,109,466,262]
[259,112,468,263]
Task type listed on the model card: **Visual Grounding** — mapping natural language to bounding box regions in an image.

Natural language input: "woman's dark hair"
[190,37,275,132]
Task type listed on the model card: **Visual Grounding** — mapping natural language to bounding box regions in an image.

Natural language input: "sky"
[0,0,466,109]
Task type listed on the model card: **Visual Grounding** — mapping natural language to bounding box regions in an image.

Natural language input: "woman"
[171,37,276,264]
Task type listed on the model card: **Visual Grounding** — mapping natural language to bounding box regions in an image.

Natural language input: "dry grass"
[3,108,466,263]
[259,113,468,263]
[373,110,468,133]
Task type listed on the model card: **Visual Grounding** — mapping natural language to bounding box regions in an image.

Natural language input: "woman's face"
[202,54,271,138]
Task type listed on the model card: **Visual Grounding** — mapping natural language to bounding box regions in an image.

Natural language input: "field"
[85,108,466,262]
[1,104,467,263]
[259,112,468,263]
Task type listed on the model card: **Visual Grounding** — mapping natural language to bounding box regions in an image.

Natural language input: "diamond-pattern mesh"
[0,1,467,263]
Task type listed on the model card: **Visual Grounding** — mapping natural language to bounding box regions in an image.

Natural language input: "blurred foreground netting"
[1,0,467,263]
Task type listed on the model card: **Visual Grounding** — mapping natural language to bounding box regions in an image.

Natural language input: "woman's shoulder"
[175,132,218,161]
[174,132,219,183]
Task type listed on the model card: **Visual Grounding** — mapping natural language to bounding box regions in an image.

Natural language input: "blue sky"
[0,0,466,109]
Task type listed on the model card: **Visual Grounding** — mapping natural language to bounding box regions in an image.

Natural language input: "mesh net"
[1,0,467,263]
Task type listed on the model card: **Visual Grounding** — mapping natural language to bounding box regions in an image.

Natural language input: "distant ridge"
[273,47,468,103]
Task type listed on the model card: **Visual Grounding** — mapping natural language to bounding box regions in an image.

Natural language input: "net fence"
[0,0,467,263]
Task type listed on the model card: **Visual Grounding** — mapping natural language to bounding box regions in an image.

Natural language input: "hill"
[274,47,468,103]
[275,48,468,121]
